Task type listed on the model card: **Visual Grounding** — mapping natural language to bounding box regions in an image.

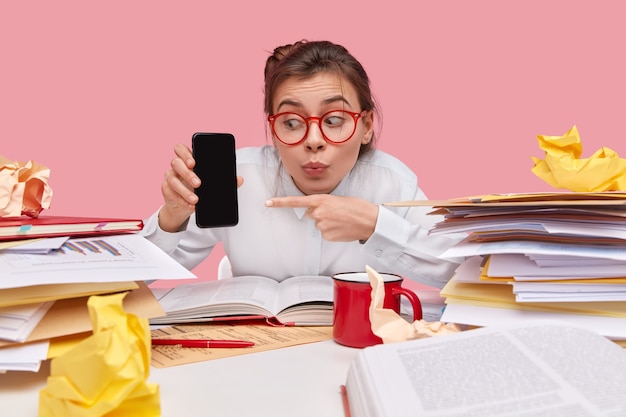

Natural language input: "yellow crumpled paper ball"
[39,292,160,417]
[0,155,53,218]
[531,125,626,192]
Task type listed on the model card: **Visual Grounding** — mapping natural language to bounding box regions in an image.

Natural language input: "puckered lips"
[302,161,328,177]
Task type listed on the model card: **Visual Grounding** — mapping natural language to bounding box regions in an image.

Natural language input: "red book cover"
[0,215,144,241]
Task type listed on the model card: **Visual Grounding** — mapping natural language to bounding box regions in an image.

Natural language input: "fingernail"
[265,199,273,207]
[191,177,200,187]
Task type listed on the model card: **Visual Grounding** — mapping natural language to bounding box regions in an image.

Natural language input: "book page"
[274,275,333,321]
[348,321,626,417]
[153,276,281,319]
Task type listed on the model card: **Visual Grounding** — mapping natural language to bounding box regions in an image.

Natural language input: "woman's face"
[270,72,374,195]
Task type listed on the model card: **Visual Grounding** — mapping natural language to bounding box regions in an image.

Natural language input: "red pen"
[151,339,255,348]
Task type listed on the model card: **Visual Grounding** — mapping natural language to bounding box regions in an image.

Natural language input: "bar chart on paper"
[3,237,140,271]
[0,234,196,288]
[55,238,124,257]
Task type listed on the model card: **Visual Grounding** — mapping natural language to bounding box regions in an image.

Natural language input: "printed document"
[0,234,195,289]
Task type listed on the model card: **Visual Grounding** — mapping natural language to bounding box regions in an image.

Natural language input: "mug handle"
[391,287,423,321]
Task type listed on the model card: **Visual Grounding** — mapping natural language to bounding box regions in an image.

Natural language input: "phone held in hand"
[191,132,239,228]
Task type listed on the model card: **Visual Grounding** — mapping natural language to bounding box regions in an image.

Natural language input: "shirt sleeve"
[360,202,465,289]
[141,208,216,271]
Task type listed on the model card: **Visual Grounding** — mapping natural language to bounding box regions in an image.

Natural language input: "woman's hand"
[265,194,378,242]
[159,143,243,232]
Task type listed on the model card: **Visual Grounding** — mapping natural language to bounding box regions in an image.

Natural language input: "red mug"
[332,272,422,348]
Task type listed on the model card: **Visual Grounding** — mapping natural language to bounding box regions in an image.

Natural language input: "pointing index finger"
[265,196,314,208]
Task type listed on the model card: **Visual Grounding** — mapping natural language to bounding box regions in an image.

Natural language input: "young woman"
[142,40,462,288]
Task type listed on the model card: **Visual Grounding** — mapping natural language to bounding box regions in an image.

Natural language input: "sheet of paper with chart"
[0,234,195,289]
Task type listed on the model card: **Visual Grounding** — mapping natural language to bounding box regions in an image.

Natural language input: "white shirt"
[142,146,463,288]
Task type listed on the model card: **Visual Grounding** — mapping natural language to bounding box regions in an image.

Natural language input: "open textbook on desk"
[342,320,626,417]
[150,275,333,326]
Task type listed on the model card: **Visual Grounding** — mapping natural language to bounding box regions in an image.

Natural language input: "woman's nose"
[303,120,326,150]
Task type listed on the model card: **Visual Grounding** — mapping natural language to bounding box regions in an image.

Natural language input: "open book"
[343,320,626,417]
[149,275,333,326]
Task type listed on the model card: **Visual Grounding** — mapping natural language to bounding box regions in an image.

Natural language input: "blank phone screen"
[192,132,239,228]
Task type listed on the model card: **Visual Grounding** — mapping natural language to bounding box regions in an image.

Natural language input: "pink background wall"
[3,1,625,284]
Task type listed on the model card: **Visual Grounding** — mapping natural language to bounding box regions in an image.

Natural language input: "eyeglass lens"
[272,111,357,144]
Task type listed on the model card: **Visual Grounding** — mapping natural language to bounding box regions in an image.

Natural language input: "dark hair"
[264,40,379,155]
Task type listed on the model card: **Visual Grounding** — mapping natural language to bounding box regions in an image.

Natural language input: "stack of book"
[0,215,144,241]
[0,215,195,372]
[387,192,626,346]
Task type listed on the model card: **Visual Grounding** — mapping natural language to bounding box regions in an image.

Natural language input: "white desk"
[0,340,359,416]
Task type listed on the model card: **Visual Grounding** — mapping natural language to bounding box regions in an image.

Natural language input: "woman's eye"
[284,118,303,130]
[324,116,344,127]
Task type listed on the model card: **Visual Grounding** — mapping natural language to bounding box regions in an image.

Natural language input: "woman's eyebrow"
[322,95,350,107]
[276,99,302,112]
[276,95,351,112]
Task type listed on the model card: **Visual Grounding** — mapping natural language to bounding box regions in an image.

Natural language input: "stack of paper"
[0,218,197,372]
[386,192,626,345]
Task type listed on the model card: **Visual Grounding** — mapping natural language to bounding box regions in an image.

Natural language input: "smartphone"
[191,132,239,228]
